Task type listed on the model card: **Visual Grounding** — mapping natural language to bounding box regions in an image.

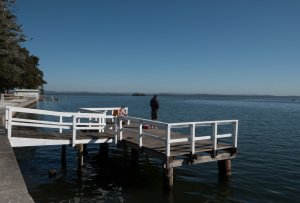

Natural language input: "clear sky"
[15,0,300,96]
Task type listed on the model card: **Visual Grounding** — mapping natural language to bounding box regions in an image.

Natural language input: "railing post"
[89,116,92,129]
[5,106,9,129]
[59,116,63,133]
[103,110,107,126]
[212,122,218,156]
[7,107,12,139]
[119,117,123,140]
[98,115,102,132]
[114,118,118,144]
[233,121,238,147]
[166,125,171,157]
[125,107,130,125]
[190,123,195,154]
[138,121,143,147]
[72,115,77,147]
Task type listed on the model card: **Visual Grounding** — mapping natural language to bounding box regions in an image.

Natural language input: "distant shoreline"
[44,91,300,98]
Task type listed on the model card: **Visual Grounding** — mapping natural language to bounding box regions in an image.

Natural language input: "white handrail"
[80,107,129,125]
[119,116,168,129]
[119,116,238,157]
[7,106,74,117]
[170,120,238,156]
[79,107,128,118]
[5,106,109,147]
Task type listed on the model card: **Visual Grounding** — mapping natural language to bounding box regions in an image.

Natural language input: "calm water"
[14,94,300,203]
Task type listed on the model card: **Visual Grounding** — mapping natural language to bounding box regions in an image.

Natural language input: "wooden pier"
[112,122,237,191]
[4,106,238,191]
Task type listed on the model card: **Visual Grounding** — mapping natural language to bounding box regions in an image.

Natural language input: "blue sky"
[15,0,300,96]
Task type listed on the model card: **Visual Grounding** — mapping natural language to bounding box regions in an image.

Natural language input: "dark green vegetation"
[0,0,46,93]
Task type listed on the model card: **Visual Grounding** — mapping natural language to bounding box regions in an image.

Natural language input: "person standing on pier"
[119,106,128,116]
[150,95,159,127]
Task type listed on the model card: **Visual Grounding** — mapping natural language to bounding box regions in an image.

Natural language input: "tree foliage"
[18,48,46,88]
[0,0,46,93]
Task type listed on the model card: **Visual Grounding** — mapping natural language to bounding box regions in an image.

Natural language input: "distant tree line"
[0,0,46,93]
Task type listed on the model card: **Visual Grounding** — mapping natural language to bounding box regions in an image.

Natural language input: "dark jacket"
[150,97,159,112]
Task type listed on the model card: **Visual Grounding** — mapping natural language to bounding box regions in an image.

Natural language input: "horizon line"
[44,90,300,97]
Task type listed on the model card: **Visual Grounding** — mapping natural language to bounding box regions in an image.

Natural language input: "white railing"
[119,116,238,157]
[5,106,113,147]
[79,107,130,125]
[79,107,128,115]
[5,106,238,157]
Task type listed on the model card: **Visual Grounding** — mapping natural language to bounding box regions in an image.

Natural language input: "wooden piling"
[61,145,66,168]
[99,143,109,157]
[218,159,231,177]
[83,144,88,156]
[131,148,139,166]
[163,157,174,191]
[77,144,84,172]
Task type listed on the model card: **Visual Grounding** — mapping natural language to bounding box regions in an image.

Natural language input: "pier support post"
[61,145,67,169]
[77,144,84,172]
[163,157,174,191]
[99,143,109,157]
[131,148,139,166]
[218,159,231,177]
[83,144,88,156]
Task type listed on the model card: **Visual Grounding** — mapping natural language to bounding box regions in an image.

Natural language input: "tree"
[0,0,46,93]
[18,48,46,89]
[0,0,22,92]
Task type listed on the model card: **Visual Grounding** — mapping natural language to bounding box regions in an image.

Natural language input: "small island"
[132,93,146,96]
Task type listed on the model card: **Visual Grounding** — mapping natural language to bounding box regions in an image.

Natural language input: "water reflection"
[217,175,231,201]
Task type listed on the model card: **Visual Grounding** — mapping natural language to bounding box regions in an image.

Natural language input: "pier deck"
[4,106,238,191]
[7,123,236,167]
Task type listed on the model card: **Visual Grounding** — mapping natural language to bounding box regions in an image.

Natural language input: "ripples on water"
[14,95,300,202]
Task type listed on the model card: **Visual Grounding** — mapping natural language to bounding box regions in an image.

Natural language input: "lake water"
[14,94,300,202]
